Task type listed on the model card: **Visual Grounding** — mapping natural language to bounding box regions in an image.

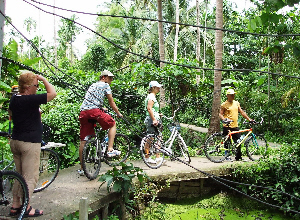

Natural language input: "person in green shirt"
[143,81,163,164]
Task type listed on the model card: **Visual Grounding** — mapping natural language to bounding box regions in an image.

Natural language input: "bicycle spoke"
[0,171,28,219]
[204,133,227,163]
[82,138,101,180]
[34,149,60,193]
[140,134,165,169]
[246,135,268,161]
[105,134,131,166]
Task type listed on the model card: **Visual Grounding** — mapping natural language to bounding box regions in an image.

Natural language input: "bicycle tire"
[176,135,191,163]
[104,134,131,166]
[0,170,29,220]
[82,137,101,180]
[34,148,60,193]
[204,133,228,163]
[245,134,268,161]
[140,134,165,169]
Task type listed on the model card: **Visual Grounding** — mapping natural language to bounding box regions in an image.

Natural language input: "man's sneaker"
[77,169,84,176]
[145,158,157,164]
[107,150,121,157]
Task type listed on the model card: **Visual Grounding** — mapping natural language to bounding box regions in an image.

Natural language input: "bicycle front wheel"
[140,134,165,169]
[204,133,227,163]
[34,148,60,193]
[82,137,101,180]
[245,134,268,161]
[0,170,29,220]
[104,134,131,166]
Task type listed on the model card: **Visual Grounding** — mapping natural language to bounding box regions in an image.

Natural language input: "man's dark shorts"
[79,108,115,141]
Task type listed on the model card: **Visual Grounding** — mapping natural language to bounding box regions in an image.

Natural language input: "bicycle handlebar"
[243,117,264,125]
[162,106,181,121]
[222,117,264,127]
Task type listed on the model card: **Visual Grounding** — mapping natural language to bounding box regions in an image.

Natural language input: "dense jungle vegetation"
[1,0,300,218]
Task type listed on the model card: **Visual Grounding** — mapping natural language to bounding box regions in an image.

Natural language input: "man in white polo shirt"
[78,70,123,175]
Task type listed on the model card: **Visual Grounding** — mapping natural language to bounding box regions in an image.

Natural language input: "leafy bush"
[232,142,300,217]
[42,89,81,168]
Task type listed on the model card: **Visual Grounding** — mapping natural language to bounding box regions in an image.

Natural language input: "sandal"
[23,206,43,218]
[9,206,22,216]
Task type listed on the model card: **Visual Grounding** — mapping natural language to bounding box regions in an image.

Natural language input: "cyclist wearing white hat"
[143,81,163,164]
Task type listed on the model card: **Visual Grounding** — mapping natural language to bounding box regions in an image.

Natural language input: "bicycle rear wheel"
[204,133,227,163]
[0,170,29,220]
[245,134,268,161]
[104,134,131,166]
[82,137,101,180]
[140,134,165,169]
[34,148,60,193]
[174,135,191,163]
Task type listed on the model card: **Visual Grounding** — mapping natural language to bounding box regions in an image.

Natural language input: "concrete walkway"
[26,157,229,220]
[180,123,208,133]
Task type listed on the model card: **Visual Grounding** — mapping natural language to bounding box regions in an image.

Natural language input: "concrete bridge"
[26,157,235,220]
[3,123,279,219]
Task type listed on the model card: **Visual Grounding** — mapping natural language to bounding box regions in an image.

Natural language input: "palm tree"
[174,0,179,61]
[157,0,166,108]
[208,0,223,134]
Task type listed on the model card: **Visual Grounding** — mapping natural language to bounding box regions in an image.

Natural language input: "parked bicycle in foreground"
[0,124,60,193]
[140,107,191,169]
[0,131,29,220]
[204,118,268,163]
[82,111,131,180]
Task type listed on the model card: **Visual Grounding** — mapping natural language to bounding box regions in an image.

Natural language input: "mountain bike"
[0,132,29,220]
[204,118,268,163]
[140,107,191,169]
[0,124,60,193]
[34,145,60,193]
[82,113,131,180]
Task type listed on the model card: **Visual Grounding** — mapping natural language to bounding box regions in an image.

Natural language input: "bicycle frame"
[227,128,253,147]
[93,126,108,158]
[164,126,183,153]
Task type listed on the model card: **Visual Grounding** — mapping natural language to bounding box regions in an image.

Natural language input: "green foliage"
[232,142,300,215]
[80,44,110,72]
[41,88,81,168]
[63,211,104,220]
[99,162,149,203]
[164,193,292,220]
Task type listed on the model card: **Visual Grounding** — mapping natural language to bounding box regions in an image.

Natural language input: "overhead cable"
[30,0,300,37]
[16,1,300,80]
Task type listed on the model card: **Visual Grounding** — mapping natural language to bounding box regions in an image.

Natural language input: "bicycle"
[204,118,268,163]
[82,112,131,180]
[0,124,60,193]
[0,131,29,220]
[140,107,191,169]
[34,123,60,193]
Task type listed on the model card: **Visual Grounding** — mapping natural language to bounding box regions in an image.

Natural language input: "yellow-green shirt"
[221,100,240,128]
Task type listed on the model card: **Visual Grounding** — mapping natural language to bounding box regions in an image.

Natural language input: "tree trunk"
[196,0,201,84]
[174,0,179,62]
[157,0,166,108]
[208,0,223,134]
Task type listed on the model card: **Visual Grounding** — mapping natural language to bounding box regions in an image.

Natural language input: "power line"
[14,0,300,80]
[30,0,300,38]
